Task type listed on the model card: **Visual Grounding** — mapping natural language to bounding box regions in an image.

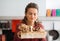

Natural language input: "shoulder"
[16,20,26,30]
[16,20,24,31]
[16,20,24,27]
[36,21,44,29]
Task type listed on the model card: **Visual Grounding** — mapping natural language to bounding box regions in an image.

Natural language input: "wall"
[0,0,46,16]
[46,0,60,9]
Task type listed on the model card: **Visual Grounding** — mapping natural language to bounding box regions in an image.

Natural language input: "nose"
[31,14,34,18]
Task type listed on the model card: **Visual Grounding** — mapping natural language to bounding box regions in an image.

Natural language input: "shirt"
[13,20,47,41]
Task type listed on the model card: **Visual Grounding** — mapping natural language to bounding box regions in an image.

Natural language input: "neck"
[26,21,34,26]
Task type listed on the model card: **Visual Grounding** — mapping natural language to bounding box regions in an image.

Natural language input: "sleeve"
[36,22,44,29]
[41,38,47,41]
[13,23,22,41]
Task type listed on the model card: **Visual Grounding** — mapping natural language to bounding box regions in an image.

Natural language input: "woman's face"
[26,8,38,22]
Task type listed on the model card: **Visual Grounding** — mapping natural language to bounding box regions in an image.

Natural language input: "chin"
[30,20,35,22]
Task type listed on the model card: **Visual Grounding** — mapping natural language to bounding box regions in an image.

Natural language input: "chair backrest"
[12,20,21,33]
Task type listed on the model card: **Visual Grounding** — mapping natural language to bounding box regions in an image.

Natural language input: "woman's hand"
[17,31,21,38]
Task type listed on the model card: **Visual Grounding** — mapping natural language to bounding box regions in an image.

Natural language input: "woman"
[13,2,47,41]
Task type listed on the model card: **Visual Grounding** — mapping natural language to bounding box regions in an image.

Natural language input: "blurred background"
[0,0,60,41]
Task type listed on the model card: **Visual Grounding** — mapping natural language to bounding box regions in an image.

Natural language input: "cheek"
[27,15,30,18]
[34,16,37,20]
[26,15,31,20]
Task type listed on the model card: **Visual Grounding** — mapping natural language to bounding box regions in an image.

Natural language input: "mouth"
[30,18,34,20]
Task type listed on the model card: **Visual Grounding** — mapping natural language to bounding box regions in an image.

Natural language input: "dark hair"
[22,2,39,25]
[25,2,38,14]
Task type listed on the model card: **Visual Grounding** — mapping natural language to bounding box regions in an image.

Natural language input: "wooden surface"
[20,32,46,39]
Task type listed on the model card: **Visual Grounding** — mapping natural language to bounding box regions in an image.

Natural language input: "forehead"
[27,8,38,13]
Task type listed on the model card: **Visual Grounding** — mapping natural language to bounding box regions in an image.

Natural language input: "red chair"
[12,20,21,33]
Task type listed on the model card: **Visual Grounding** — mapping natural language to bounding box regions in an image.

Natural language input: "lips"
[30,18,34,20]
